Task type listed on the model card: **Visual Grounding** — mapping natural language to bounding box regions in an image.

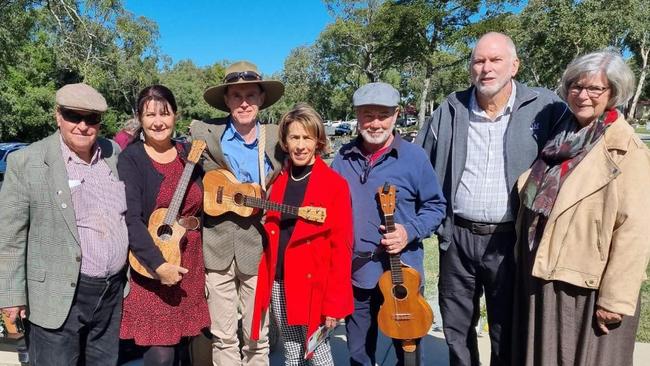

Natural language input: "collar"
[59,134,101,165]
[470,80,517,120]
[224,117,260,146]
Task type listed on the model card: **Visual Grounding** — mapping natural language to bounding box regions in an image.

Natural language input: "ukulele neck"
[384,213,404,285]
[163,159,195,225]
[243,196,300,217]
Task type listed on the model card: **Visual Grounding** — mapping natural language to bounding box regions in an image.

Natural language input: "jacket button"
[57,190,62,195]
[70,282,76,288]
[306,273,312,279]
[75,256,81,262]
[271,230,276,235]
[586,279,596,286]
[306,240,311,244]
[61,203,67,209]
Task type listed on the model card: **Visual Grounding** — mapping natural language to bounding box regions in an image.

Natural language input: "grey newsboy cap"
[56,83,108,113]
[353,82,399,107]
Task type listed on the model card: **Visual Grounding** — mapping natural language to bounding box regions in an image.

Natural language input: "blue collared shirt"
[221,119,272,184]
[331,134,446,289]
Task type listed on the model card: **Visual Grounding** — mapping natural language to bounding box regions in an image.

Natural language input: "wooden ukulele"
[203,169,326,223]
[376,183,434,364]
[128,140,206,278]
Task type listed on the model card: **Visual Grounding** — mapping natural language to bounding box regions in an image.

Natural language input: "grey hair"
[123,118,141,132]
[471,32,518,61]
[558,49,636,108]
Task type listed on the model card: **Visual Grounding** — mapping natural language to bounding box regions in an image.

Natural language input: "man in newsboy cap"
[331,82,446,365]
[0,83,128,365]
[190,61,286,365]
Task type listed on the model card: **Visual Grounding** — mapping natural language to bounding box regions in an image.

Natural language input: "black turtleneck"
[275,163,313,280]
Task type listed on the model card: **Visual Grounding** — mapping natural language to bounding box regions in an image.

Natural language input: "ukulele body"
[128,207,184,278]
[203,169,262,217]
[377,264,434,340]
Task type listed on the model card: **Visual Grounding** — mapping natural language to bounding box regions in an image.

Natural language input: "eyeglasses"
[568,84,609,98]
[58,108,101,125]
[223,71,262,84]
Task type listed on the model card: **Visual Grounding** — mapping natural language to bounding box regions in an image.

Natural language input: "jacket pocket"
[27,268,45,282]
[595,220,605,261]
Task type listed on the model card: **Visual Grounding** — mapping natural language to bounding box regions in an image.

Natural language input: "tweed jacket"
[516,115,650,316]
[0,132,121,329]
[190,117,286,275]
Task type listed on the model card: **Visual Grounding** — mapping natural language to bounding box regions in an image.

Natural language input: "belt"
[178,216,200,230]
[453,215,514,235]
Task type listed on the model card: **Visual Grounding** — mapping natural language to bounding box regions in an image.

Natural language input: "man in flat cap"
[331,82,446,365]
[190,61,286,365]
[0,83,127,365]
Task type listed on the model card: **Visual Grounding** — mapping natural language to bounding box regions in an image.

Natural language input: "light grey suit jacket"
[190,118,286,275]
[0,132,121,329]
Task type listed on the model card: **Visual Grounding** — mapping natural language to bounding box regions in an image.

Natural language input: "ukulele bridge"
[217,186,224,204]
[392,313,413,321]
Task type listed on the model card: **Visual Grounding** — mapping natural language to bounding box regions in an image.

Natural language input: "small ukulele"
[203,169,326,223]
[128,140,206,278]
[376,183,434,365]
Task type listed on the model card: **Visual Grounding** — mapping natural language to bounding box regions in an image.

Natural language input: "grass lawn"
[422,235,650,342]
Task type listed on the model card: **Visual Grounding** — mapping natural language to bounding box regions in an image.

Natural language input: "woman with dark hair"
[512,50,650,366]
[118,85,210,365]
[250,103,354,365]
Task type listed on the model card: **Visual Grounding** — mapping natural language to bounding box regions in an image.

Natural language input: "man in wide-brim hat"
[190,61,286,366]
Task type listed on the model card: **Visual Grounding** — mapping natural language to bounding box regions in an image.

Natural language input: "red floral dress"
[120,154,210,346]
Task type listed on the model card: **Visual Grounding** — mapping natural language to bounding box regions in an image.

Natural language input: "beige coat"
[516,115,650,316]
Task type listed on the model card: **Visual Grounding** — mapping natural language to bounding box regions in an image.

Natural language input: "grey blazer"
[190,118,286,275]
[0,132,121,329]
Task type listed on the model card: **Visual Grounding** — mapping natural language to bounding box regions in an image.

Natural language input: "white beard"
[359,124,394,146]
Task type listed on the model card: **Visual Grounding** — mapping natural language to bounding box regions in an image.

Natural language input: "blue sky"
[124,0,333,76]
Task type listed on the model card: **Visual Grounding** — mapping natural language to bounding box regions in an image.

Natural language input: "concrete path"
[2,329,650,365]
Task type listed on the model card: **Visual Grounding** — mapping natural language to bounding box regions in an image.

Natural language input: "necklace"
[290,170,312,182]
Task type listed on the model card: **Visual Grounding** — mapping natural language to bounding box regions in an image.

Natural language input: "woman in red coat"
[251,103,354,364]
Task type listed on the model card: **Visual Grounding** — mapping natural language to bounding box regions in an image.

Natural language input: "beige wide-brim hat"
[203,61,285,112]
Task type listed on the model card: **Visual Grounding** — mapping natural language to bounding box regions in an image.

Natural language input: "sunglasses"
[59,108,101,125]
[223,71,262,84]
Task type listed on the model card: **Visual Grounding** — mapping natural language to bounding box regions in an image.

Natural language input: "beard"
[359,124,395,146]
[474,77,511,98]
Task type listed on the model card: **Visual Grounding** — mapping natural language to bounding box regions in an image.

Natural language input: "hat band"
[224,71,262,84]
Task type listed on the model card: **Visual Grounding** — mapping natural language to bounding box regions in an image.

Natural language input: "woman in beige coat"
[512,50,650,366]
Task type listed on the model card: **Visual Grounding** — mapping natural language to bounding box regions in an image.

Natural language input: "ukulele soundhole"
[392,284,408,300]
[233,192,245,205]
[157,224,173,241]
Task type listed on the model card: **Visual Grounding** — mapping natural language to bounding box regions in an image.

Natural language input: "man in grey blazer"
[0,83,128,366]
[190,61,286,366]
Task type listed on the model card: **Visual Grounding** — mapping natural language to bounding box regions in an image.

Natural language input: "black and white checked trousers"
[271,281,334,365]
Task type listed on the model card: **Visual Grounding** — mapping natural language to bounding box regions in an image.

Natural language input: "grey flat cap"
[353,82,399,107]
[56,83,108,113]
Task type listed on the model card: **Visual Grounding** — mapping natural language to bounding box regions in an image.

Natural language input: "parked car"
[0,142,28,179]
[334,123,353,136]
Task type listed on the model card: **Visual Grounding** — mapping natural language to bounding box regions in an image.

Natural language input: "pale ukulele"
[128,140,206,278]
[376,183,433,365]
[203,169,326,223]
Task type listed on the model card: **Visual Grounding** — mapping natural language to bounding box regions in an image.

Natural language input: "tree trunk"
[417,77,430,129]
[628,36,648,121]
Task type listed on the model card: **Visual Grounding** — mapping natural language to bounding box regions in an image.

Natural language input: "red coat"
[251,156,354,341]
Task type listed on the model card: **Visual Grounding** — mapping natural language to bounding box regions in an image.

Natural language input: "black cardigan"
[117,140,203,271]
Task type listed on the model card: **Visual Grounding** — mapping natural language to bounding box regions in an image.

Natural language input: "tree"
[623,0,650,120]
[374,0,519,127]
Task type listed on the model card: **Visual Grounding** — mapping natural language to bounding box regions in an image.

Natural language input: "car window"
[0,151,6,160]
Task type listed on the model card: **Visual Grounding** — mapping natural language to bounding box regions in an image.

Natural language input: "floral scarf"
[521,109,618,249]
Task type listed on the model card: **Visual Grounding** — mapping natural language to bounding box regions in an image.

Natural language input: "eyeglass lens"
[60,108,101,125]
[224,71,261,83]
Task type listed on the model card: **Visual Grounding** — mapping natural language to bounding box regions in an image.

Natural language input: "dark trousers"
[346,286,421,366]
[27,271,124,366]
[439,223,515,366]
